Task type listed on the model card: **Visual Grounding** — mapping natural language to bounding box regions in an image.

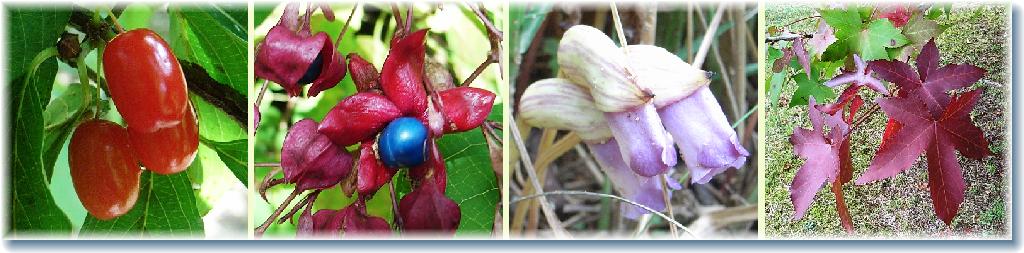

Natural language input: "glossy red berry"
[103,28,189,132]
[69,120,143,220]
[129,103,199,175]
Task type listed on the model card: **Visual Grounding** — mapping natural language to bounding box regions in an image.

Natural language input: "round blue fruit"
[378,117,429,169]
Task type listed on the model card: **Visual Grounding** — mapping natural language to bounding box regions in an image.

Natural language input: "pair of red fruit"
[69,29,198,220]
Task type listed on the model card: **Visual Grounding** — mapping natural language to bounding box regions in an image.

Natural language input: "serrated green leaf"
[7,7,74,235]
[789,68,835,107]
[200,138,248,187]
[80,171,205,237]
[173,7,248,96]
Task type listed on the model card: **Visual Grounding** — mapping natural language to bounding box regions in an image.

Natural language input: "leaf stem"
[732,104,758,129]
[105,7,126,34]
[76,44,94,118]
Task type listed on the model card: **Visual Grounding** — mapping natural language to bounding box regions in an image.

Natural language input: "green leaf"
[200,138,248,187]
[439,104,502,235]
[117,4,154,30]
[902,14,942,49]
[821,7,908,61]
[510,4,552,56]
[7,7,73,235]
[819,7,861,40]
[789,68,835,107]
[80,172,205,237]
[6,7,70,79]
[173,7,248,96]
[438,130,499,235]
[253,4,276,27]
[768,72,786,106]
[854,19,909,61]
[42,84,94,182]
[191,95,245,142]
[214,3,247,31]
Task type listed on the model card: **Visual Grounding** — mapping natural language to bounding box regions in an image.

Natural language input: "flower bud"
[558,25,649,112]
[626,45,711,108]
[519,78,612,143]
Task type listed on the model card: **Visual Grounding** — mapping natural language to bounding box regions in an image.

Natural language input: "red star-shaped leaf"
[858,39,989,225]
[869,39,986,117]
[856,89,989,225]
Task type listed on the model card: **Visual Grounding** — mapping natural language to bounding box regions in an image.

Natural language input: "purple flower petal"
[658,87,748,184]
[604,103,677,177]
[588,139,677,219]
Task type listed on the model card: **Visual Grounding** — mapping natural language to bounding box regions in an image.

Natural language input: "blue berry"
[378,117,428,169]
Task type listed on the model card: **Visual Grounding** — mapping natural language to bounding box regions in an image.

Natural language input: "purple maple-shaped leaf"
[399,181,461,234]
[869,39,986,117]
[824,54,888,95]
[789,97,850,219]
[793,37,812,78]
[808,21,837,57]
[282,119,354,191]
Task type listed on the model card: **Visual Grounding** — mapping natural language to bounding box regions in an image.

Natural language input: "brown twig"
[255,188,302,236]
[335,3,359,46]
[391,4,404,32]
[278,190,321,224]
[258,166,284,202]
[461,3,504,87]
[765,33,812,43]
[781,15,821,28]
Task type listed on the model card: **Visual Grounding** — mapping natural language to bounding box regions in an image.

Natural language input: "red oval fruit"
[69,120,143,220]
[129,103,199,175]
[103,28,188,132]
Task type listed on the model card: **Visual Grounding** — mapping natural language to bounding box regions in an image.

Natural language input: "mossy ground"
[763,4,1010,238]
